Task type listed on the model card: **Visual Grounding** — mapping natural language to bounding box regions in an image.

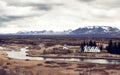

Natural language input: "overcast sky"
[0,0,120,33]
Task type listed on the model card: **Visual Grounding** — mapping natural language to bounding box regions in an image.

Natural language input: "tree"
[93,41,97,47]
[88,40,97,47]
[118,42,120,54]
[107,40,120,54]
[80,40,98,52]
[116,42,120,54]
[99,45,103,51]
[80,42,85,51]
[89,40,93,46]
[113,42,117,54]
[107,40,113,53]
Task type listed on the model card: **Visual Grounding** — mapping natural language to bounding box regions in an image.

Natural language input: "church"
[84,45,101,53]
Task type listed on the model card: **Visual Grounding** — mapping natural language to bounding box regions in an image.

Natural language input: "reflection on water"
[45,58,120,64]
[6,47,43,60]
[5,47,120,64]
[0,46,7,50]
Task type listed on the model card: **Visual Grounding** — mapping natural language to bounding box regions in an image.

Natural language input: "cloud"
[89,0,120,9]
[31,3,53,11]
[79,0,94,2]
[0,16,22,23]
[0,0,120,33]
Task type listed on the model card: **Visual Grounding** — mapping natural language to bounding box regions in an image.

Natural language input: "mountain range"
[16,26,120,38]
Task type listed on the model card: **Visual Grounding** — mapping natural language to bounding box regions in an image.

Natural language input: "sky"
[0,0,120,33]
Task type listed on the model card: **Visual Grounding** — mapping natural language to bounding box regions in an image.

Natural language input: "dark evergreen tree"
[107,40,120,54]
[93,41,97,47]
[113,42,117,54]
[80,43,84,51]
[80,40,98,52]
[116,42,120,54]
[80,41,86,51]
[88,40,97,47]
[89,40,93,46]
[118,42,120,54]
[107,40,113,53]
[99,45,103,51]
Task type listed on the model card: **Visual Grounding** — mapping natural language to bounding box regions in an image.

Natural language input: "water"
[6,48,43,60]
[5,47,120,64]
[0,46,6,50]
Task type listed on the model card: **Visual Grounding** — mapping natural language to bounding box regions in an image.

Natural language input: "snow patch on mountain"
[72,26,120,34]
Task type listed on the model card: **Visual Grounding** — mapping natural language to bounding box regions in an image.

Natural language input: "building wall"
[84,46,100,52]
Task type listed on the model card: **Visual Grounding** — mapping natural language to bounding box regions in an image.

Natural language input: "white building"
[39,43,45,47]
[84,45,100,52]
[63,44,69,50]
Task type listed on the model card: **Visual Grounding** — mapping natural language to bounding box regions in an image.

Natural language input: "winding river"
[5,47,120,64]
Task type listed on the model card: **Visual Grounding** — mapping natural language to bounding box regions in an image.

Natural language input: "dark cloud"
[79,0,94,2]
[32,3,63,11]
[30,3,52,11]
[6,1,63,11]
[0,16,27,24]
[79,0,120,9]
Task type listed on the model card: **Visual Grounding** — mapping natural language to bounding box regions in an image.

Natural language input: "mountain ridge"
[15,26,120,37]
[71,26,120,34]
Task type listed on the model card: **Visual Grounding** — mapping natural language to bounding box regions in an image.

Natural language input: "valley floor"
[0,51,120,75]
[0,36,119,75]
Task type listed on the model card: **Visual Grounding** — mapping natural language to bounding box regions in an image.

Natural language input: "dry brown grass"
[0,37,120,75]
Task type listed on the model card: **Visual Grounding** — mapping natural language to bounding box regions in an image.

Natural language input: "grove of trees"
[107,40,120,54]
[80,40,98,52]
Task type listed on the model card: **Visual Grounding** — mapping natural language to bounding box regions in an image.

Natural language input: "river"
[5,47,120,64]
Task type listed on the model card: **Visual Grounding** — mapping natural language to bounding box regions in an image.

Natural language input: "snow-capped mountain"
[16,30,72,35]
[71,26,120,34]
[16,26,120,37]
